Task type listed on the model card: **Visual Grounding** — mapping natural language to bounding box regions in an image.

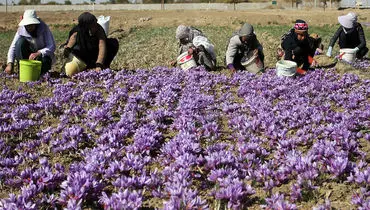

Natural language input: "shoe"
[296,68,307,75]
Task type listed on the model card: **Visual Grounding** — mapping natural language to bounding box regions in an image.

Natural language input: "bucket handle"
[254,56,259,63]
[338,52,345,60]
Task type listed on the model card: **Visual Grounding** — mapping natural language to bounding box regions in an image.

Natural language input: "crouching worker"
[281,20,318,75]
[171,25,216,71]
[277,33,323,59]
[326,12,368,59]
[5,10,56,75]
[225,23,264,73]
[63,12,119,77]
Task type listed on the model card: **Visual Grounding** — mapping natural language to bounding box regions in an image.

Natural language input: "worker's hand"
[4,63,13,74]
[29,51,41,60]
[231,68,236,74]
[188,48,194,55]
[63,47,72,58]
[95,63,104,72]
[170,60,177,67]
[277,48,284,58]
[188,47,198,55]
[326,46,333,57]
[94,67,102,72]
[315,48,323,55]
[311,59,318,67]
[227,64,236,74]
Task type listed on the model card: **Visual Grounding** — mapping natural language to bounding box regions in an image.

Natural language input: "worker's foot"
[296,68,307,75]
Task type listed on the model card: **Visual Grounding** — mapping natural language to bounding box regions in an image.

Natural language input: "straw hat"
[338,12,357,29]
[19,10,40,26]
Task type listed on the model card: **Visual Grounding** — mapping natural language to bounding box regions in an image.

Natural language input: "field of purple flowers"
[0,62,370,209]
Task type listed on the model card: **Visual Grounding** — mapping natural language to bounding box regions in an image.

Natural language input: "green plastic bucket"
[19,59,42,82]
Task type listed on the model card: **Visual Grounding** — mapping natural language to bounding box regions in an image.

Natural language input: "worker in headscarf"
[278,33,323,59]
[281,19,318,75]
[171,25,217,71]
[5,9,56,75]
[326,12,368,59]
[63,12,119,76]
[225,23,264,73]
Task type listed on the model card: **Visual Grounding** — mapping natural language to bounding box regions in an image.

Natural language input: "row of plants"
[0,62,369,208]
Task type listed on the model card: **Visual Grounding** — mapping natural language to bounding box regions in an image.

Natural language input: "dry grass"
[1,9,370,76]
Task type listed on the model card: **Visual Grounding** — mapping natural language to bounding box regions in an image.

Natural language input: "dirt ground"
[1,8,370,32]
[1,8,369,76]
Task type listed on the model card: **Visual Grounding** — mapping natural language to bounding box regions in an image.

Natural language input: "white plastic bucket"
[177,52,197,70]
[339,48,356,63]
[65,55,86,77]
[241,54,264,73]
[276,60,297,77]
[97,15,110,36]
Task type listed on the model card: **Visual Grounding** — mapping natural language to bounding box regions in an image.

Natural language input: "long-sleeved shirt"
[7,20,56,64]
[328,23,367,50]
[66,24,107,68]
[225,34,263,66]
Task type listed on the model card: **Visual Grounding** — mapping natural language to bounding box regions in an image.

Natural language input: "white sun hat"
[19,10,40,26]
[338,12,358,29]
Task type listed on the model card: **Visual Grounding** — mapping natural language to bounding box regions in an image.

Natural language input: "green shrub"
[44,1,60,4]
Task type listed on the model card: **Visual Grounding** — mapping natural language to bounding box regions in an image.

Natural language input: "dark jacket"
[67,24,107,67]
[328,23,366,50]
[281,29,315,69]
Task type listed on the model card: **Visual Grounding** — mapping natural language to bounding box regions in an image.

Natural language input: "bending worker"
[5,9,55,75]
[225,23,264,73]
[326,12,368,59]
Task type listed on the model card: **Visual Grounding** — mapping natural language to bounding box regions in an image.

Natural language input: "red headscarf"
[294,19,308,31]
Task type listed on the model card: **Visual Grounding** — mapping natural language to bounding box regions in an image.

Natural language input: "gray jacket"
[225,24,263,65]
[178,27,204,55]
[226,35,244,65]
